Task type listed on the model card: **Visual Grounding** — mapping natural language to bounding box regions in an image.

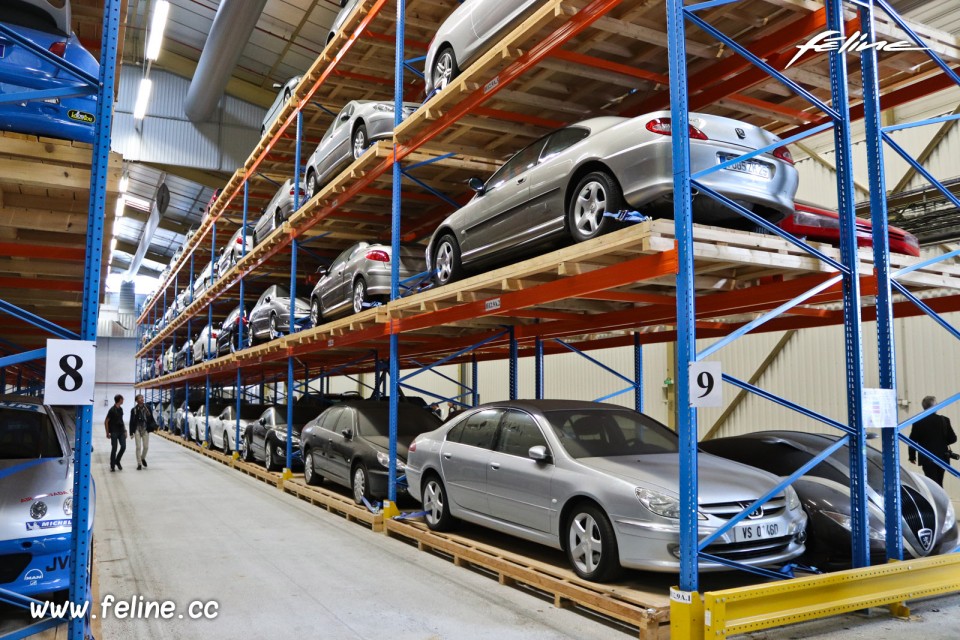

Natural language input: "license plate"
[719,154,771,179]
[733,522,779,542]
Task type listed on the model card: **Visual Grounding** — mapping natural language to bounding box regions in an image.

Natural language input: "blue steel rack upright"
[0,1,122,639]
[666,0,960,601]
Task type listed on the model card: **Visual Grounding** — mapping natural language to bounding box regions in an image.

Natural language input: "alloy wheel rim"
[311,300,320,327]
[569,513,602,574]
[424,481,443,525]
[270,316,279,339]
[353,468,365,503]
[353,282,364,313]
[305,452,313,481]
[435,53,453,90]
[574,181,607,236]
[266,447,273,468]
[353,130,366,159]
[436,243,453,283]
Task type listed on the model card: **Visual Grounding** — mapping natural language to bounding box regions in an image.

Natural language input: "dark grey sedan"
[300,400,441,504]
[425,112,798,286]
[406,400,807,581]
[309,241,427,324]
[253,179,306,246]
[248,285,311,344]
[304,100,419,200]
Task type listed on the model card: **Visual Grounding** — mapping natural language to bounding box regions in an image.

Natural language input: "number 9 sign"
[44,340,97,405]
[689,361,722,408]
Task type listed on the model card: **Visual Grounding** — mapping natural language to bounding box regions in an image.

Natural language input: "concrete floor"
[91,431,960,640]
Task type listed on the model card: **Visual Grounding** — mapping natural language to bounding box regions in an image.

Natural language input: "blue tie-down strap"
[603,209,650,224]
[361,496,381,514]
[393,510,427,521]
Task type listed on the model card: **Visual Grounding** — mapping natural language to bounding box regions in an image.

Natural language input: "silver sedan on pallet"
[304,100,419,200]
[253,179,306,246]
[309,242,427,324]
[406,400,807,581]
[261,76,302,138]
[425,112,798,286]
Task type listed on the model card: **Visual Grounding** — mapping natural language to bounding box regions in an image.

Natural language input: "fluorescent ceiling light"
[145,1,170,61]
[119,174,129,193]
[115,196,125,218]
[123,194,152,212]
[133,78,152,120]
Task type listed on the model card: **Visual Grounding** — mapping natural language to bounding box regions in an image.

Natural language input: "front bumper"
[367,468,409,500]
[0,533,73,597]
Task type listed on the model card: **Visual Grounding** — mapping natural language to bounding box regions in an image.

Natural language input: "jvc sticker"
[26,519,71,531]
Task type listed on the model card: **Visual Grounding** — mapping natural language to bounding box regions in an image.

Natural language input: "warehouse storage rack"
[135,0,960,634]
[0,1,122,639]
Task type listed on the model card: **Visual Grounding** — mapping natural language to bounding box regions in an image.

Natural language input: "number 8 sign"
[44,340,97,405]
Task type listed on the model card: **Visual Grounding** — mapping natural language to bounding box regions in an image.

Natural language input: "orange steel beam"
[394,249,678,334]
[578,291,678,305]
[332,69,394,87]
[625,8,829,116]
[472,106,566,130]
[397,0,624,156]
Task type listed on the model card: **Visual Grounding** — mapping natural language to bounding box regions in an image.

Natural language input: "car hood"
[578,453,782,504]
[362,435,412,461]
[0,458,73,541]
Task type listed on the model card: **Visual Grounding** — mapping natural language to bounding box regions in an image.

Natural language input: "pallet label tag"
[670,587,693,604]
[485,298,502,312]
[863,388,897,429]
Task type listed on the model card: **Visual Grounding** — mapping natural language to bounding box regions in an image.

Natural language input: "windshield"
[357,404,440,438]
[544,408,679,459]
[0,406,62,459]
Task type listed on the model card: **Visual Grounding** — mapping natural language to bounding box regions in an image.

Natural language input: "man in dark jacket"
[104,394,126,472]
[908,395,958,487]
[130,394,157,470]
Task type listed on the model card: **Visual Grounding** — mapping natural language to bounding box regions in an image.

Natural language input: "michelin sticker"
[26,519,71,531]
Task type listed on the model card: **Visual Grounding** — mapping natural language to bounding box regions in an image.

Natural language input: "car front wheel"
[422,475,457,531]
[567,171,624,243]
[268,314,280,340]
[432,234,463,287]
[241,435,254,462]
[432,47,459,93]
[565,503,621,582]
[222,432,231,455]
[352,464,370,505]
[304,449,323,486]
[353,124,368,160]
[352,279,367,314]
[306,171,318,200]
[310,298,321,328]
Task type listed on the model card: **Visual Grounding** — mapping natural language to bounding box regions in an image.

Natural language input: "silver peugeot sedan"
[309,241,427,324]
[425,112,798,286]
[424,0,540,96]
[260,76,302,138]
[405,400,807,581]
[253,179,307,246]
[304,100,419,199]
[248,285,311,344]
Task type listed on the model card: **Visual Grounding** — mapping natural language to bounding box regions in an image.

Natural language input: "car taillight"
[409,442,417,452]
[773,146,794,165]
[645,117,708,140]
[236,237,243,243]
[49,41,67,57]
[366,250,390,262]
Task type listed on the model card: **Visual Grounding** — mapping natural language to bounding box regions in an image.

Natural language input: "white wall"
[93,338,137,427]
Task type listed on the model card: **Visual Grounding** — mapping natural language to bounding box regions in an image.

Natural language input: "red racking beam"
[0,243,86,261]
[0,278,84,292]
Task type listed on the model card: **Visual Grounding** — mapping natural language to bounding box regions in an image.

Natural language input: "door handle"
[442,453,452,459]
[516,177,526,184]
[490,462,500,470]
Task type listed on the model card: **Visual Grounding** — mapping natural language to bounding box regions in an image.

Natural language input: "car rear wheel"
[422,475,457,531]
[265,439,279,471]
[432,47,458,93]
[567,171,623,243]
[433,234,463,287]
[304,449,323,486]
[352,124,368,160]
[269,314,280,341]
[222,432,231,455]
[310,298,322,328]
[306,171,318,200]
[565,503,621,582]
[352,464,371,505]
[352,279,367,314]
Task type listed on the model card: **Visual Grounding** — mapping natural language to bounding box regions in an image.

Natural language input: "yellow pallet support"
[671,554,960,639]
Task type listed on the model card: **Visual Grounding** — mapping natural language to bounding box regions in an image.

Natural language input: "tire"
[260,125,266,138]
[310,298,322,328]
[304,449,323,486]
[241,434,254,462]
[432,47,459,93]
[274,208,284,232]
[432,233,463,287]
[265,439,279,471]
[306,171,318,200]
[567,171,624,243]
[422,475,457,531]
[565,503,622,582]
[284,88,292,103]
[351,463,371,505]
[268,314,280,341]
[352,123,368,160]
[222,431,231,455]
[352,279,367,314]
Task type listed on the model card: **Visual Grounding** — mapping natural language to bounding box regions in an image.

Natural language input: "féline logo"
[785,30,929,69]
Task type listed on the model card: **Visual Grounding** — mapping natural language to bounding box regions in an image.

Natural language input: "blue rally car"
[0,397,94,597]
[0,0,99,143]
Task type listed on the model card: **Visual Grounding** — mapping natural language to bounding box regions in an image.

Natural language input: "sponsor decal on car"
[30,501,47,520]
[67,110,96,124]
[25,519,72,531]
[21,490,71,503]
[24,569,43,582]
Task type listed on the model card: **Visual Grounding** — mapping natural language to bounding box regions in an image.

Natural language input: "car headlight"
[636,488,706,520]
[943,500,956,535]
[372,103,394,112]
[376,451,406,471]
[275,430,287,441]
[822,510,885,541]
[785,485,801,511]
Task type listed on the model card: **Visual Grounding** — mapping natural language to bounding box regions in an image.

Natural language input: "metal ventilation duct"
[184,0,269,123]
[118,281,136,314]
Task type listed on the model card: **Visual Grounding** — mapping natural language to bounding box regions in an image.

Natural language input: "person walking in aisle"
[908,395,958,487]
[130,394,157,470]
[105,394,126,472]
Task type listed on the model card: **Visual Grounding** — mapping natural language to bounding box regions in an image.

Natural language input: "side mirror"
[468,177,486,195]
[265,296,272,303]
[528,445,551,463]
[339,0,348,7]
[339,114,351,122]
[259,418,265,425]
[272,82,282,89]
[316,266,328,277]
[341,429,352,440]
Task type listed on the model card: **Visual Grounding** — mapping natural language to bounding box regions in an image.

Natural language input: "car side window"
[456,409,501,449]
[319,406,344,431]
[540,127,589,162]
[486,140,548,191]
[495,410,548,458]
[335,408,356,436]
